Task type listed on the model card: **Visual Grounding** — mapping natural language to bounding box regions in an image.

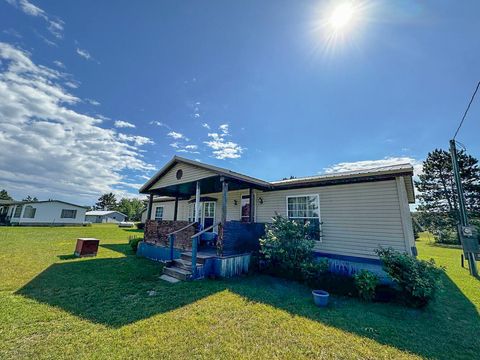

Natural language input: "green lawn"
[0,226,478,359]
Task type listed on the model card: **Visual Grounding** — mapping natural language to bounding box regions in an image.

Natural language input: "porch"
[139,158,270,280]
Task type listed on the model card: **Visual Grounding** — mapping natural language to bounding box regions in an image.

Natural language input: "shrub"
[136,223,145,230]
[300,258,329,283]
[433,228,459,244]
[128,237,142,253]
[259,215,314,279]
[354,270,379,301]
[376,247,444,308]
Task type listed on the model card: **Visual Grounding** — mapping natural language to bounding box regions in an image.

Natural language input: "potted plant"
[312,290,329,307]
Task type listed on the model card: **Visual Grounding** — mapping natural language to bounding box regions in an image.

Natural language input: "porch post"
[249,187,254,223]
[146,194,153,221]
[221,177,228,224]
[195,181,201,224]
[173,197,179,221]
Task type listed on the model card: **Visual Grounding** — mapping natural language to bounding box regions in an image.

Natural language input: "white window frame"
[154,206,164,221]
[13,205,23,218]
[23,205,36,219]
[285,194,322,242]
[61,209,77,219]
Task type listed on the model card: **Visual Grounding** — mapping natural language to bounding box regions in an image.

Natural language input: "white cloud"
[203,124,243,159]
[323,157,422,177]
[0,42,154,203]
[6,0,64,39]
[167,131,189,141]
[76,48,91,60]
[169,142,180,149]
[202,123,210,129]
[114,120,136,128]
[3,28,22,38]
[219,124,229,134]
[185,145,198,150]
[150,121,170,129]
[85,98,100,106]
[53,60,65,68]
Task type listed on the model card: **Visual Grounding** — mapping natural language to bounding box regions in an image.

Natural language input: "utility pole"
[449,140,478,277]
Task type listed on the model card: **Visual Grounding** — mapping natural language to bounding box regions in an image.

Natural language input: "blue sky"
[1,0,479,204]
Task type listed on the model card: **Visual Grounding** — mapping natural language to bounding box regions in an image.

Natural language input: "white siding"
[145,179,411,260]
[150,163,216,190]
[14,202,86,225]
[256,180,408,259]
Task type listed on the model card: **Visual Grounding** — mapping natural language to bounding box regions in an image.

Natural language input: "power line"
[453,81,480,139]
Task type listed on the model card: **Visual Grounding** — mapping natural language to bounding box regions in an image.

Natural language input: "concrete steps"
[163,266,192,281]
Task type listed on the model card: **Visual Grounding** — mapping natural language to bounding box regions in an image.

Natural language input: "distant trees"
[22,195,38,202]
[95,193,118,211]
[0,189,13,201]
[415,148,480,242]
[94,193,146,221]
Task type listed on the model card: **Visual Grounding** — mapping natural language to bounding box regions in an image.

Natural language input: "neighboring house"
[138,156,415,280]
[0,200,87,226]
[85,210,127,223]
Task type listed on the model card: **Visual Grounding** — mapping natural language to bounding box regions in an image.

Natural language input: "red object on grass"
[74,238,100,257]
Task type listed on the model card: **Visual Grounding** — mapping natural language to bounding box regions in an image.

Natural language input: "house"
[0,200,87,226]
[138,156,415,281]
[85,210,127,223]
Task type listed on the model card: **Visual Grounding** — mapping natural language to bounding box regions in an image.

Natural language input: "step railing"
[190,221,221,278]
[166,222,197,262]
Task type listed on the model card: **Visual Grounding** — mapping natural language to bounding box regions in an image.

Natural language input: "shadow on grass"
[17,245,480,359]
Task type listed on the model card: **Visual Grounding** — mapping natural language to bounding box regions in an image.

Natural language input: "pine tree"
[415,149,480,232]
[0,189,13,201]
[95,193,118,210]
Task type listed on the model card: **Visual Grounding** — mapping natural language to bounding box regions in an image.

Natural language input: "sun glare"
[329,3,355,31]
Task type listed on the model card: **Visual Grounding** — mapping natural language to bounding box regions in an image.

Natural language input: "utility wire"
[453,80,480,139]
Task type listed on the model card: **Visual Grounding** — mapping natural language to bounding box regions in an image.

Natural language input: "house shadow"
[16,253,223,328]
[17,246,479,358]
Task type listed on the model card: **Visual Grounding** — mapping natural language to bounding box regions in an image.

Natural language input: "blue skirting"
[137,242,181,262]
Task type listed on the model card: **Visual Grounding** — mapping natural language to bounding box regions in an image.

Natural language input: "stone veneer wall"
[144,220,196,250]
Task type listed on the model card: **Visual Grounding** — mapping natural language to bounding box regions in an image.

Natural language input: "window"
[155,207,164,221]
[241,195,251,222]
[23,205,36,218]
[13,205,23,218]
[286,195,321,240]
[61,209,77,218]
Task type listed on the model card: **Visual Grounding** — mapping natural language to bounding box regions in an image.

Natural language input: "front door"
[189,201,216,231]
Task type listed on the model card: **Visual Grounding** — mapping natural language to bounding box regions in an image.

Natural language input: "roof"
[140,157,415,203]
[139,156,271,193]
[271,164,414,185]
[85,210,127,216]
[0,199,88,208]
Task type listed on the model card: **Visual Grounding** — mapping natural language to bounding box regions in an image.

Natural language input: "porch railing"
[166,222,197,262]
[190,221,221,278]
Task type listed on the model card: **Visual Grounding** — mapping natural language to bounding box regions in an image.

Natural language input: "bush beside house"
[257,215,443,308]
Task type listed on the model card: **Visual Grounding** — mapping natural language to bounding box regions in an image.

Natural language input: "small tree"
[95,193,117,211]
[116,198,144,221]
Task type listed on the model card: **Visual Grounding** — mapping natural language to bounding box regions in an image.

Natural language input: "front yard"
[0,225,478,359]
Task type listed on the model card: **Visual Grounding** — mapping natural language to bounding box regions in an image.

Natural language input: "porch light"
[258,197,264,204]
[234,200,238,206]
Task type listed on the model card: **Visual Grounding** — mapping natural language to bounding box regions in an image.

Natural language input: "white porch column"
[194,181,201,224]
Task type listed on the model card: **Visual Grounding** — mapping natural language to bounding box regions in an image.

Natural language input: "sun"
[329,3,356,31]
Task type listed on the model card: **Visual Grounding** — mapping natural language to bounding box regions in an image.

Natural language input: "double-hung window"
[23,205,36,218]
[13,205,23,218]
[155,206,164,221]
[286,195,322,241]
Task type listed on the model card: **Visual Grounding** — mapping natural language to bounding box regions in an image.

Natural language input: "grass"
[0,227,478,359]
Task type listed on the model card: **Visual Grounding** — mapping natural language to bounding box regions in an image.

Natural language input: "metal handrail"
[167,222,197,236]
[191,222,221,238]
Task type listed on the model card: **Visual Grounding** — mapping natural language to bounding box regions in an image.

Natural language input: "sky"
[0,0,479,205]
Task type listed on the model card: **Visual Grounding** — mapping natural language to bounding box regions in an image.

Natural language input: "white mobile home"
[85,210,127,223]
[139,156,415,265]
[0,200,87,226]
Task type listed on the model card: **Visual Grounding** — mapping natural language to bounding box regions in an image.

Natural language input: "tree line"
[93,193,147,222]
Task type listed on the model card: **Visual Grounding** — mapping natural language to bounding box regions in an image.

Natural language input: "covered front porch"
[139,158,270,280]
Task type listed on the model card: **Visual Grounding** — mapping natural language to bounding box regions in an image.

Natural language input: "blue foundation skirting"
[137,242,181,262]
[313,251,390,283]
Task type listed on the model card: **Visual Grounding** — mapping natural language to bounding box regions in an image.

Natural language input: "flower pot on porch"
[312,290,329,307]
